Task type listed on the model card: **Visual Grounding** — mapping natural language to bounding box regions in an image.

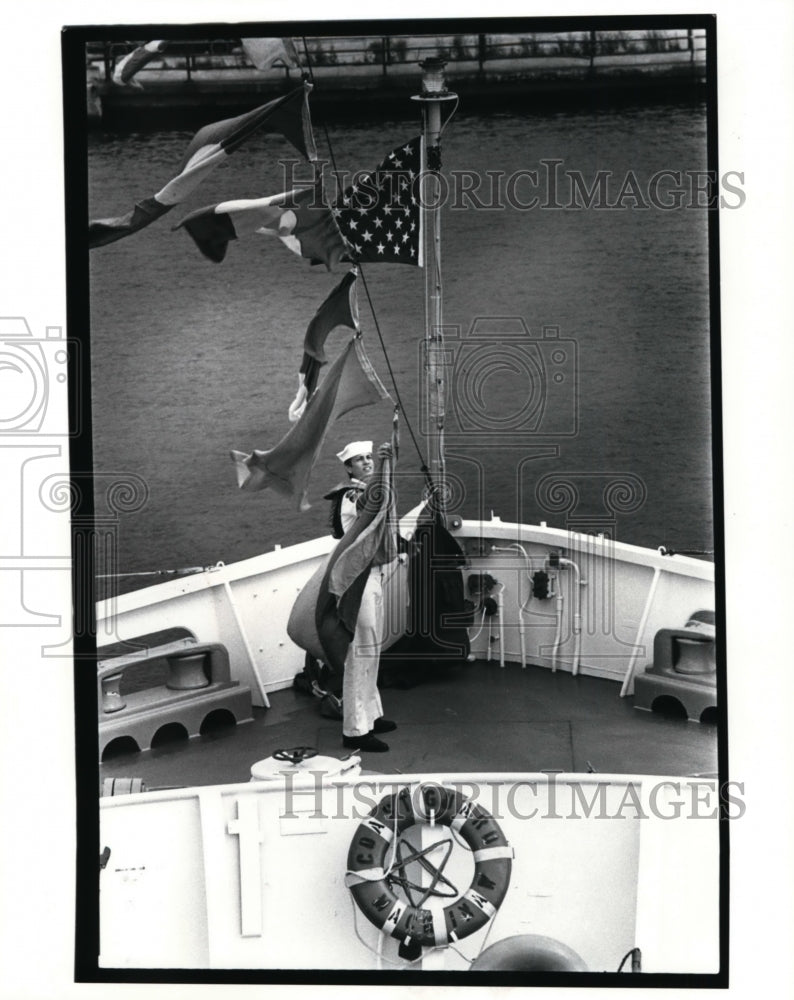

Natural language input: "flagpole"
[413,60,457,516]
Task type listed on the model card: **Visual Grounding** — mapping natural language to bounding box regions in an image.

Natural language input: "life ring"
[345,783,512,947]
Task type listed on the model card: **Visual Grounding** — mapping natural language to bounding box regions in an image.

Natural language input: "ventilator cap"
[336,441,372,464]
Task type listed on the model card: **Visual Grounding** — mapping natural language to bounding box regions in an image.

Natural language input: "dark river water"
[87,97,714,592]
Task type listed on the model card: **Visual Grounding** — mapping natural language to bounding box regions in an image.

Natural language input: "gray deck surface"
[99,660,718,790]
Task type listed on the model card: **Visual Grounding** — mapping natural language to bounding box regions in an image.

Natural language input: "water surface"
[88,99,714,591]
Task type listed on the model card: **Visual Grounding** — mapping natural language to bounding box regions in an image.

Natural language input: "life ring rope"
[389,836,458,907]
[344,867,387,887]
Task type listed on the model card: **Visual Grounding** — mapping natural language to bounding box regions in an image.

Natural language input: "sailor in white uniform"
[323,441,373,539]
[331,440,397,753]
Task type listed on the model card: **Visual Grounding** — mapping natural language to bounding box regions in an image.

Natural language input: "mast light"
[419,58,448,96]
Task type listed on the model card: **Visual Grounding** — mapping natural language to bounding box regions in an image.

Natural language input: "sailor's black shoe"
[343,733,390,752]
[372,717,397,733]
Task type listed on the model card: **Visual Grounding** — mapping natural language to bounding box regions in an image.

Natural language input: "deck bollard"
[101,672,126,713]
[166,651,211,690]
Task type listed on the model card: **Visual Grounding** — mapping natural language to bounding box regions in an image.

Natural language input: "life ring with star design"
[345,783,513,948]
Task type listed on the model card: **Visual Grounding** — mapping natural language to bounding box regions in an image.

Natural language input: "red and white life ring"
[345,783,512,947]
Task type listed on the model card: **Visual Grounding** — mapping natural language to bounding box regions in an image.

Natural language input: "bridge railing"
[87,30,707,84]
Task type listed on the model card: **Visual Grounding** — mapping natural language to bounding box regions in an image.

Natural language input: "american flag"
[334,137,424,266]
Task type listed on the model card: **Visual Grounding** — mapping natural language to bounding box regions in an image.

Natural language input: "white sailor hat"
[336,441,372,464]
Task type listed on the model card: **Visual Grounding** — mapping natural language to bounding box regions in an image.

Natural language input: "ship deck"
[99,658,718,790]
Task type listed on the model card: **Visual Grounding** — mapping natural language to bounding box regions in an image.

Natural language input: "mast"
[413,59,457,513]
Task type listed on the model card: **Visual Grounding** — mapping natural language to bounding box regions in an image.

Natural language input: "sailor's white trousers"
[342,567,385,737]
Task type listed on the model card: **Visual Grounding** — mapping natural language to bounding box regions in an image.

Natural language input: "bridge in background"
[86,30,707,126]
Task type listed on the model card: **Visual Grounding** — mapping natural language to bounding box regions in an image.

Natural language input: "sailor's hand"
[377,442,393,460]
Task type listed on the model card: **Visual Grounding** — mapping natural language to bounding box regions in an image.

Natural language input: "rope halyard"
[299,35,433,486]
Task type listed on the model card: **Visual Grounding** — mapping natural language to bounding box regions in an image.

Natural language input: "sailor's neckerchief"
[323,478,367,538]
